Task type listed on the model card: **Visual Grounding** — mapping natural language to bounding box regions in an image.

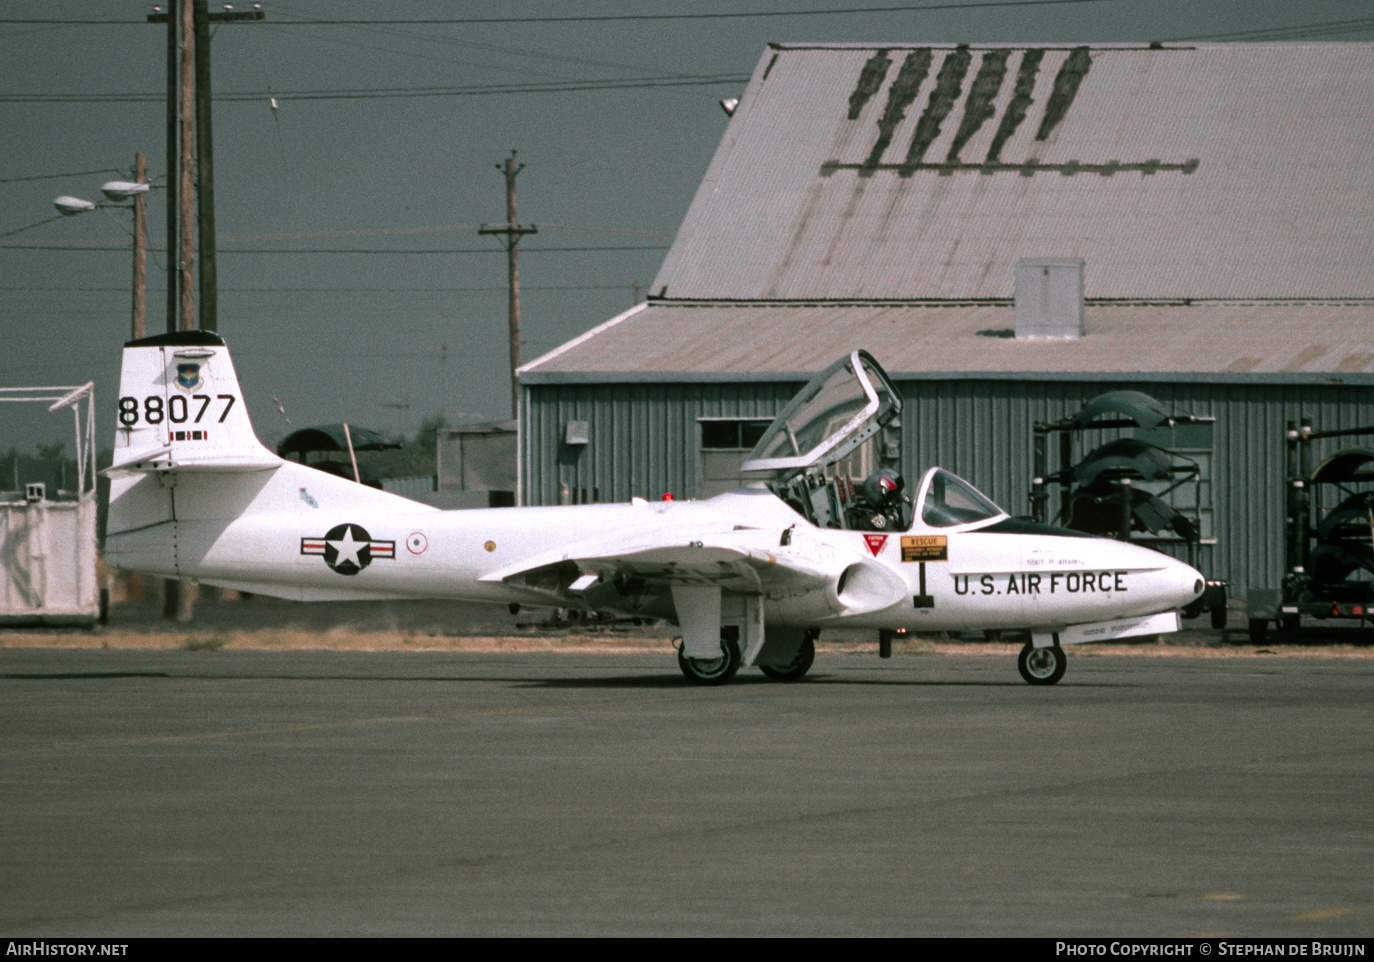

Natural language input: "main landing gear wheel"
[1018,643,1067,686]
[759,637,816,682]
[1248,618,1268,645]
[677,637,742,686]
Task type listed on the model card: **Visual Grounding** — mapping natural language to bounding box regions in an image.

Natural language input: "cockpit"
[741,351,1006,533]
[918,468,1003,528]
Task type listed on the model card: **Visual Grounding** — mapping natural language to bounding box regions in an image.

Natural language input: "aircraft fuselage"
[108,462,1199,635]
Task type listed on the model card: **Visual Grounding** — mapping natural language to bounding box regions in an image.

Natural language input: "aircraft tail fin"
[106,332,434,585]
[109,331,280,473]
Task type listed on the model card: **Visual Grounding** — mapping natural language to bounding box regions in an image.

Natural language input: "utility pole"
[161,3,178,334]
[147,1,265,619]
[176,0,198,621]
[131,153,147,340]
[149,1,263,335]
[478,152,537,420]
[193,0,216,333]
[126,158,147,614]
[177,0,195,333]
[176,0,196,618]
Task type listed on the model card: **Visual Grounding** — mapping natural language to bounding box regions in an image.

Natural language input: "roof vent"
[1014,258,1084,340]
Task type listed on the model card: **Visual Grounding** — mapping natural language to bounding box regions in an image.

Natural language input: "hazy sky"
[2,0,1370,456]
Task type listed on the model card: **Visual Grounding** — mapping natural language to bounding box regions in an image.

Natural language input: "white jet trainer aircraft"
[105,335,1204,685]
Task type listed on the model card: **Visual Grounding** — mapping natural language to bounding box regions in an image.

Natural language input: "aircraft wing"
[479,522,837,601]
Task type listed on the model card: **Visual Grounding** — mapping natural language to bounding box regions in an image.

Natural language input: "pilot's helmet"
[862,467,903,504]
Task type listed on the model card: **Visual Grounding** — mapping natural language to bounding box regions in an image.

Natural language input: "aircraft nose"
[1170,557,1206,608]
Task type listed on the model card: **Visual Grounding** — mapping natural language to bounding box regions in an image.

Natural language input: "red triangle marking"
[863,534,888,556]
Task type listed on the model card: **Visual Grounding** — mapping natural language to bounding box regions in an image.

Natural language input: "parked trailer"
[1247,418,1374,643]
[0,494,100,625]
[0,384,101,627]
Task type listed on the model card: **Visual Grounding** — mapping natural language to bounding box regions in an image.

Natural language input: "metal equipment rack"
[1247,419,1374,643]
[1030,391,1227,627]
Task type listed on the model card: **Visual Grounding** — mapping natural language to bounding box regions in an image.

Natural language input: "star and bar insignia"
[301,523,396,576]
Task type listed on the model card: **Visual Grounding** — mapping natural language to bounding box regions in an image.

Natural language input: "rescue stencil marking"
[901,535,948,562]
[863,534,888,556]
[301,523,396,576]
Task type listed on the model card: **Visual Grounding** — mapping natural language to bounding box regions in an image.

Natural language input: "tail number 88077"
[118,394,235,426]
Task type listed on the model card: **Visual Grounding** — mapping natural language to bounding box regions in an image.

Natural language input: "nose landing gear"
[1018,642,1067,685]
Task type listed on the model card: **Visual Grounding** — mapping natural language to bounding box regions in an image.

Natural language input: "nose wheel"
[1018,642,1067,685]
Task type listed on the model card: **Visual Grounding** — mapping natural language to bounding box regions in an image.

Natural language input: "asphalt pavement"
[0,649,1370,936]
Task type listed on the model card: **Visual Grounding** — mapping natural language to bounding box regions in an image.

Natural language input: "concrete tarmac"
[1,649,1371,937]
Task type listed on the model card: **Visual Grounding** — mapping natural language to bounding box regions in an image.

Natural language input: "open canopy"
[741,350,900,478]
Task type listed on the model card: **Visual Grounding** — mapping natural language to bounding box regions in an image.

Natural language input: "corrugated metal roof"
[650,43,1374,301]
[521,300,1374,379]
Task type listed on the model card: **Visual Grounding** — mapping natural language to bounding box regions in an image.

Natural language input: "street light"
[53,196,99,216]
[51,154,156,340]
[100,181,151,202]
[52,181,150,216]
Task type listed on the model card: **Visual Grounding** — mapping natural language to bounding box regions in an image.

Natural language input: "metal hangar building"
[517,42,1374,596]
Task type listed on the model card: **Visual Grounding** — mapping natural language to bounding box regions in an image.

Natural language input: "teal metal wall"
[522,381,803,505]
[522,378,1374,596]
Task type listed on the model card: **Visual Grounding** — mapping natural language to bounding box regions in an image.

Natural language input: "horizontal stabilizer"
[105,444,281,475]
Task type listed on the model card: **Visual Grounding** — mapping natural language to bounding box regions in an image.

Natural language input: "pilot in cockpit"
[852,467,909,531]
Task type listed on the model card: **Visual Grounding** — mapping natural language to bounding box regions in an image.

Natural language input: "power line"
[0,1,1117,26]
[0,167,122,184]
[0,243,669,254]
[0,215,65,240]
[0,73,750,104]
[1165,16,1374,42]
[271,17,695,86]
[2,220,669,244]
[277,0,1120,23]
[198,222,673,243]
[0,284,645,293]
[10,17,1374,105]
[0,350,557,375]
